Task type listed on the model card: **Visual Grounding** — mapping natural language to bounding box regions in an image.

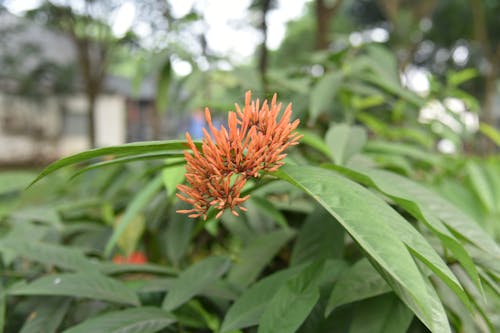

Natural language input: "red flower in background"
[176,91,302,220]
[113,251,148,264]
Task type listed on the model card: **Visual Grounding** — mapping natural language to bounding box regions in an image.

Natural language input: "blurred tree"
[376,0,438,69]
[27,1,135,148]
[315,0,344,50]
[250,0,277,93]
[425,0,500,151]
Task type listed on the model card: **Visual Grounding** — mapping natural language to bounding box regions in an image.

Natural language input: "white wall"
[95,95,126,147]
[0,93,127,164]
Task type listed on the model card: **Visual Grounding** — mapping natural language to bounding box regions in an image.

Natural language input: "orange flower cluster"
[176,91,302,220]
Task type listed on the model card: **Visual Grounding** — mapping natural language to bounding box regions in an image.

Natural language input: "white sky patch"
[452,45,469,66]
[168,0,307,61]
[437,139,456,154]
[172,58,193,76]
[444,97,465,114]
[112,2,136,37]
[419,98,479,134]
[3,0,41,14]
[169,0,195,18]
[402,66,430,96]
[6,0,307,63]
[349,32,363,47]
[267,0,307,49]
[370,27,389,43]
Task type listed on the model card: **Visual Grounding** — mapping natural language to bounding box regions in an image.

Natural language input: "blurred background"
[0,0,499,166]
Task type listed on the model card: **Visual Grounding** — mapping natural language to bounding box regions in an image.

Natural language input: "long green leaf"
[104,175,163,257]
[97,262,177,276]
[327,258,391,312]
[0,283,4,333]
[334,165,498,275]
[0,239,97,272]
[221,259,345,333]
[295,129,333,159]
[291,206,344,266]
[250,196,289,228]
[365,140,442,166]
[0,171,37,194]
[162,256,231,311]
[20,297,71,333]
[277,165,451,333]
[63,307,176,333]
[258,261,324,333]
[227,229,295,288]
[309,72,343,124]
[258,261,323,333]
[165,205,194,267]
[349,294,414,333]
[325,124,366,165]
[479,122,500,147]
[29,140,198,186]
[8,272,140,306]
[326,165,479,301]
[466,161,496,213]
[156,58,172,113]
[71,152,184,179]
[221,268,303,332]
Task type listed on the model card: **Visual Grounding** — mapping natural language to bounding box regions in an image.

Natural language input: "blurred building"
[0,10,157,166]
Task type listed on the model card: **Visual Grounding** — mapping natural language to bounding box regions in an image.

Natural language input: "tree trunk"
[151,103,161,140]
[315,0,343,50]
[259,0,271,93]
[87,93,97,148]
[469,0,499,153]
[480,51,499,153]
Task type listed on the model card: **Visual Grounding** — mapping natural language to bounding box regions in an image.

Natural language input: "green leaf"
[221,259,345,333]
[335,165,499,282]
[349,294,414,333]
[156,58,172,113]
[291,206,344,266]
[258,261,323,333]
[63,307,176,333]
[365,140,442,166]
[71,152,184,179]
[162,162,186,197]
[362,72,424,108]
[105,175,164,257]
[162,256,231,311]
[327,258,391,312]
[250,196,289,228]
[97,262,177,276]
[165,205,194,267]
[309,72,343,124]
[8,272,140,306]
[295,129,333,159]
[20,297,71,333]
[0,283,5,333]
[325,124,367,165]
[365,44,400,86]
[447,68,478,87]
[221,265,306,332]
[466,161,496,213]
[277,165,451,333]
[0,171,37,194]
[327,165,479,302]
[29,140,198,186]
[479,122,500,147]
[228,229,295,288]
[0,239,97,272]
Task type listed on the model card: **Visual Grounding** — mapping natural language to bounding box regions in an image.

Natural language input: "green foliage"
[1,28,499,333]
